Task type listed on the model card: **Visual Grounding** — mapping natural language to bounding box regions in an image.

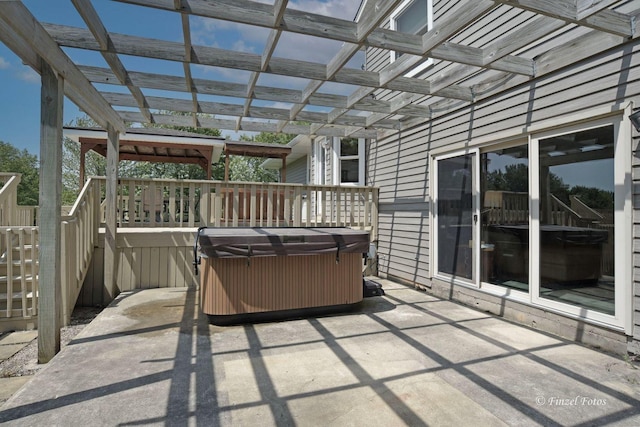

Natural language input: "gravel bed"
[0,306,103,378]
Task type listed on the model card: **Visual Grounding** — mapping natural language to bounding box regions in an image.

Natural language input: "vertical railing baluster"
[214,182,222,227]
[188,183,196,227]
[267,185,274,227]
[6,229,13,316]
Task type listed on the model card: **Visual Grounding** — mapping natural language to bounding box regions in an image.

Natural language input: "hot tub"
[195,227,370,323]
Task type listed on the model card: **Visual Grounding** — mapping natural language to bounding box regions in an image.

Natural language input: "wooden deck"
[1,176,378,330]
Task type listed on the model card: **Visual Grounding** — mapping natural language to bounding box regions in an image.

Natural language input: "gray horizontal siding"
[368,37,640,334]
[285,156,308,185]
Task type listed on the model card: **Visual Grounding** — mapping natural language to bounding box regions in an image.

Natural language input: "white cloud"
[288,0,360,19]
[16,67,39,84]
[192,64,252,84]
[232,39,256,54]
[0,56,9,69]
[190,0,361,63]
[191,16,268,51]
[263,101,294,110]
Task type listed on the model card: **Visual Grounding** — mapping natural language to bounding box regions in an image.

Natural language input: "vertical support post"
[281,154,287,183]
[206,153,212,180]
[38,59,63,364]
[79,143,90,190]
[103,124,119,303]
[224,151,230,181]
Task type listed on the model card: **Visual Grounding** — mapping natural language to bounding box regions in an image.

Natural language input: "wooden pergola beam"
[72,0,153,123]
[117,111,381,138]
[0,3,126,133]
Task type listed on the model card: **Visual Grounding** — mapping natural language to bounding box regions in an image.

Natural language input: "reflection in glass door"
[436,154,475,281]
[537,125,615,315]
[480,144,529,291]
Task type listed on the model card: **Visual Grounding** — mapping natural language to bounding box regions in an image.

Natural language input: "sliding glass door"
[533,124,618,317]
[435,153,476,282]
[432,115,630,331]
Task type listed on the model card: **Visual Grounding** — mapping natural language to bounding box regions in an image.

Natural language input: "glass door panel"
[437,154,475,281]
[480,144,529,291]
[538,125,615,315]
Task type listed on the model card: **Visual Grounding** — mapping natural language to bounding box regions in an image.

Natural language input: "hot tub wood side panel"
[200,253,362,315]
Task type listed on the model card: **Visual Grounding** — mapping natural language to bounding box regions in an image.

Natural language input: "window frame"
[389,0,433,77]
[332,137,365,186]
[529,116,631,331]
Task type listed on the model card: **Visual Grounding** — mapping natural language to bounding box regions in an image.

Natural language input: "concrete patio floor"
[1,278,639,426]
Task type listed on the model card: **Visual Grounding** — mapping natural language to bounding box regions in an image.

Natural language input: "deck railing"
[94,178,378,239]
[0,173,38,226]
[60,178,101,324]
[0,226,39,320]
[0,173,20,226]
[1,177,378,329]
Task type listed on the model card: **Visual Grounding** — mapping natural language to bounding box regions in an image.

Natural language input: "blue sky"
[0,0,364,156]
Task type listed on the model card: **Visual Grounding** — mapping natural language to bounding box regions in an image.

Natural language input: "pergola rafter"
[2,0,636,142]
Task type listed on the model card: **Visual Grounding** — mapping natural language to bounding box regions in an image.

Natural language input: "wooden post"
[224,152,230,181]
[38,59,63,364]
[281,154,287,183]
[79,143,90,190]
[103,124,119,303]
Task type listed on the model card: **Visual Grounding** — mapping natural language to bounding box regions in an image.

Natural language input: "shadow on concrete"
[1,281,639,426]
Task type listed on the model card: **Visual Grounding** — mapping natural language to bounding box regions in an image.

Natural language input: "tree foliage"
[230,131,295,182]
[486,162,613,209]
[569,185,613,210]
[0,140,39,205]
[486,163,528,193]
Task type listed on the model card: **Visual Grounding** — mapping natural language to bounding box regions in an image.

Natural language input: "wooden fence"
[1,177,100,326]
[94,178,378,239]
[60,178,101,323]
[0,173,38,226]
[0,173,20,226]
[2,176,378,328]
[0,226,39,320]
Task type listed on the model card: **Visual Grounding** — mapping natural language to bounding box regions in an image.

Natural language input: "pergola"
[65,127,227,185]
[0,0,638,361]
[223,141,292,182]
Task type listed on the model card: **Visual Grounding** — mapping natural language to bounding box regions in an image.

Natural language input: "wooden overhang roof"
[65,127,226,167]
[224,141,292,158]
[1,1,639,140]
[222,141,292,182]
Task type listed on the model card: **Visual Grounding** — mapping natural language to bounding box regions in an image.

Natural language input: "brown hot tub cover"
[197,227,370,259]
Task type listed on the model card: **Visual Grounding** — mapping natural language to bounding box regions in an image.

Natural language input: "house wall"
[366,1,640,354]
[323,137,334,185]
[286,156,308,184]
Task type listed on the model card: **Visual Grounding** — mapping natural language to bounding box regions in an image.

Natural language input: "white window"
[333,137,365,186]
[389,0,433,77]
